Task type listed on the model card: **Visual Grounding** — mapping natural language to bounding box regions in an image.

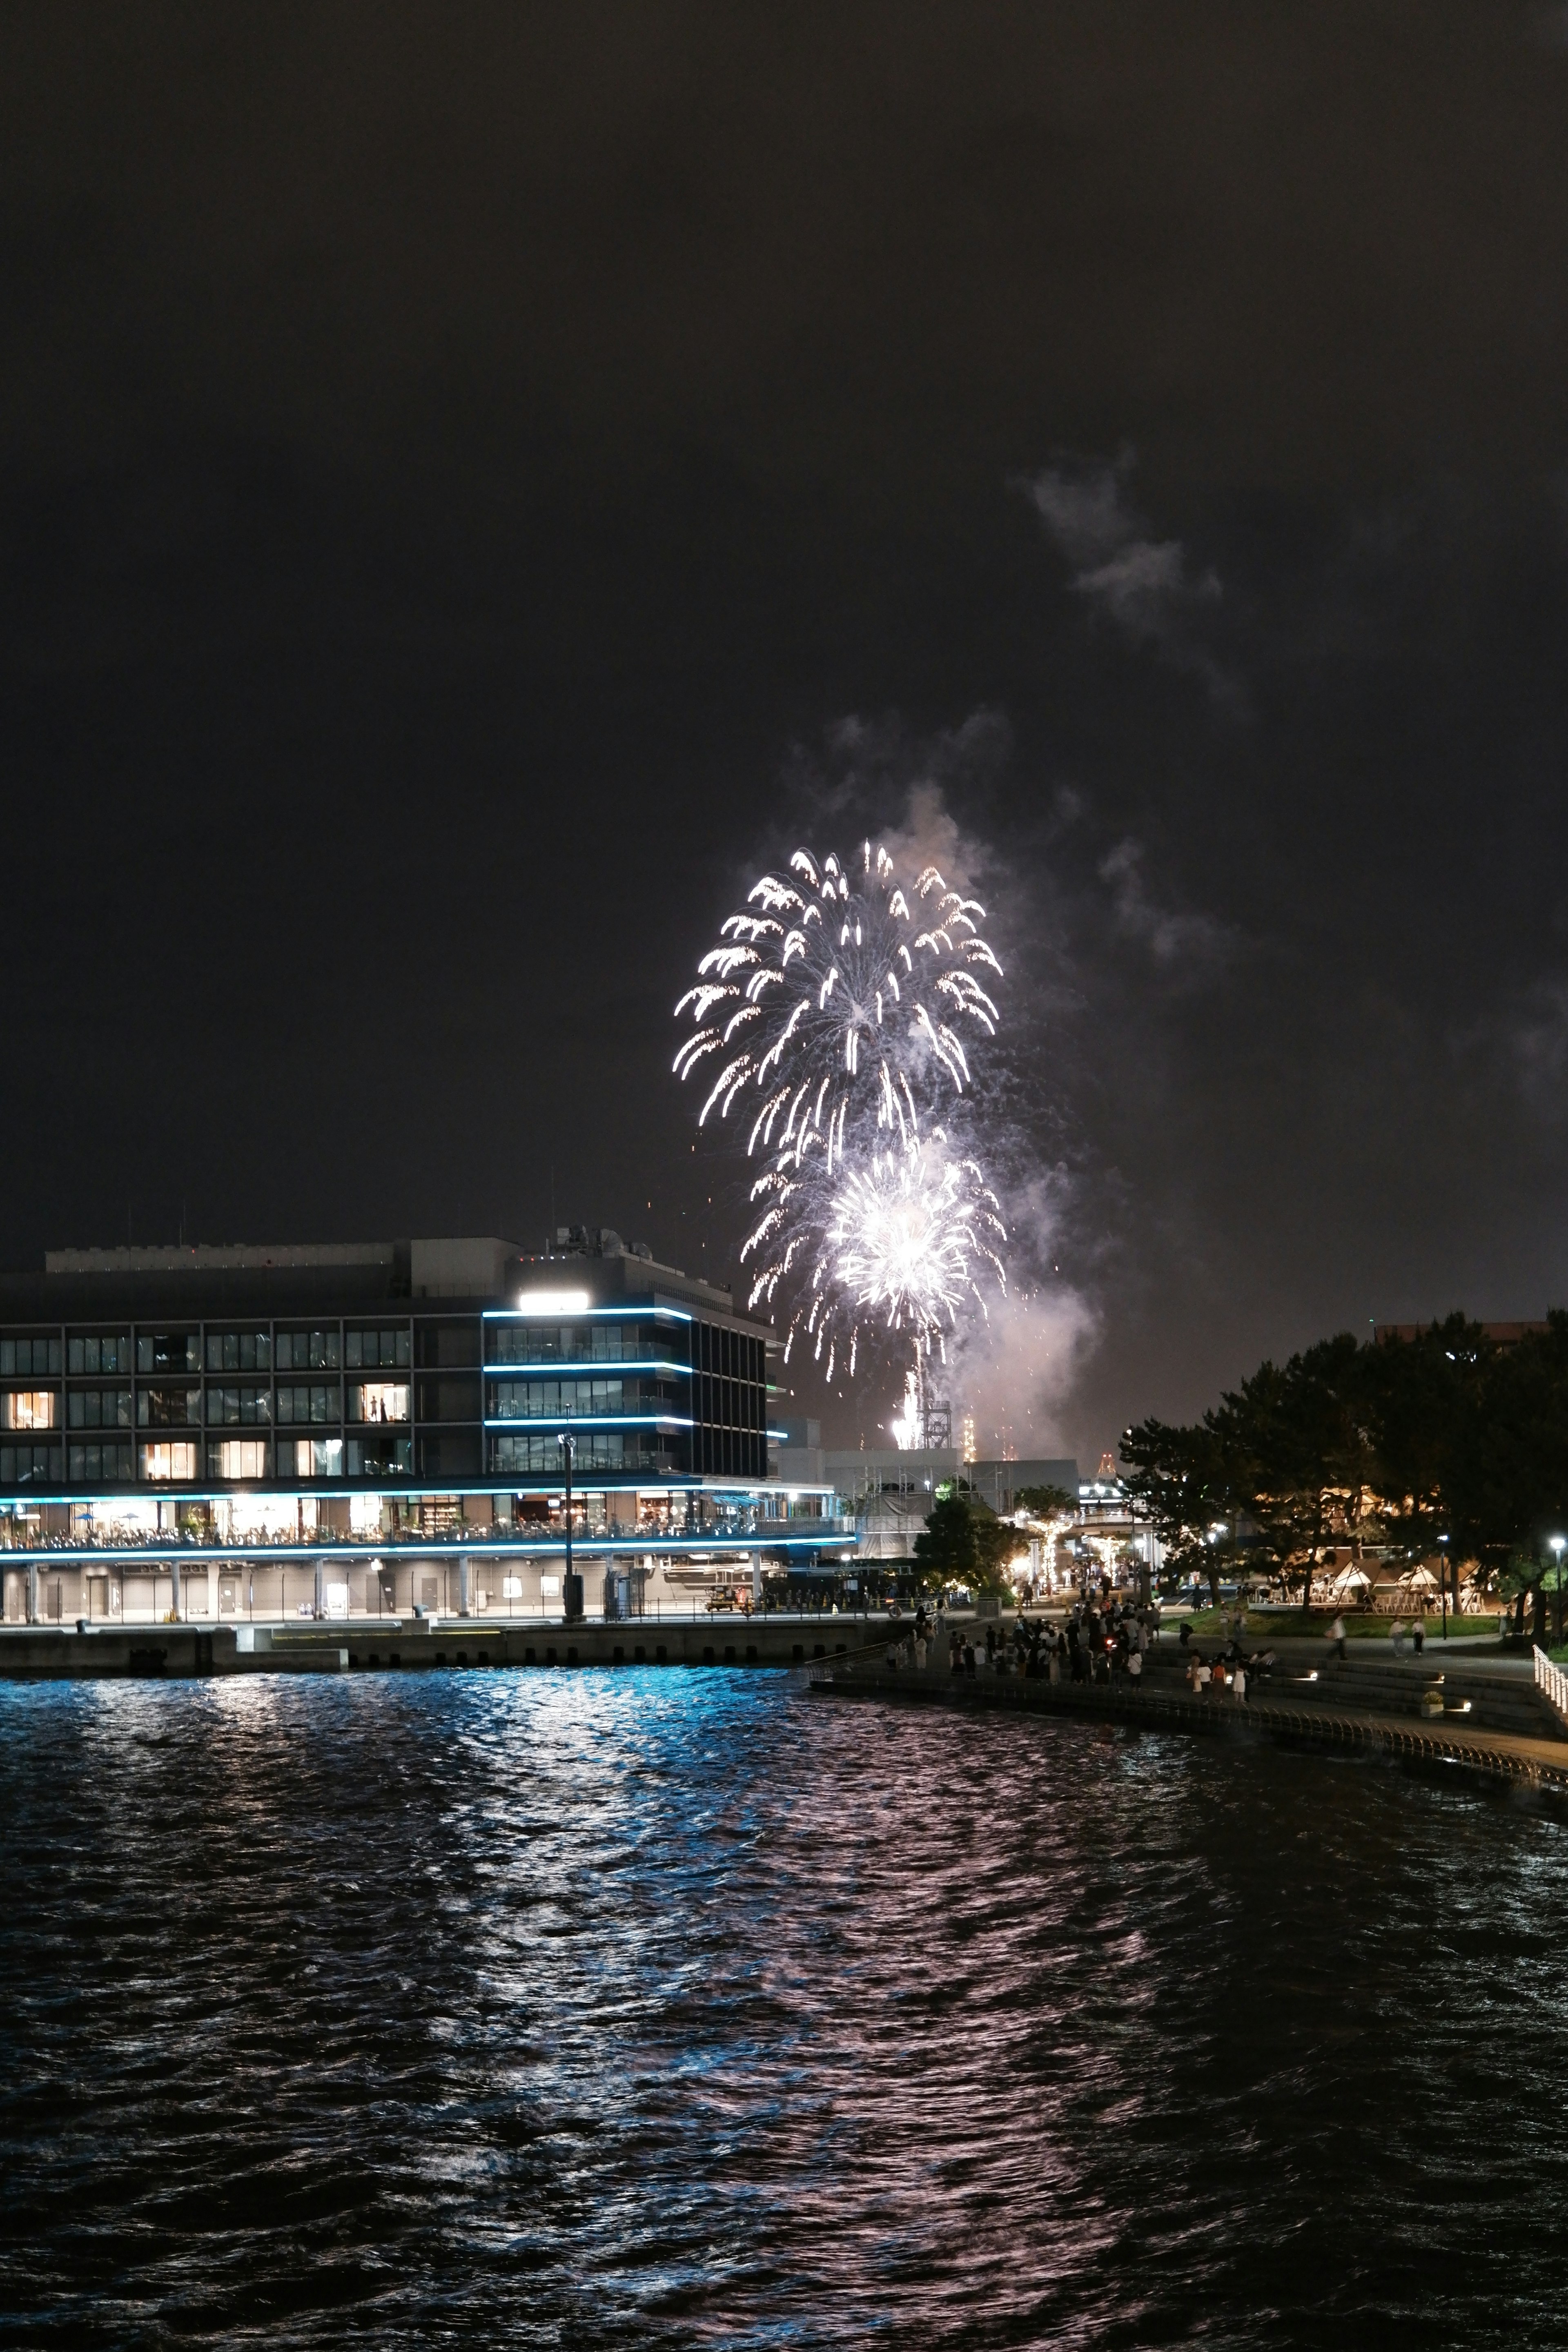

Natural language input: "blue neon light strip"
[485,1359,691,1378]
[483,1415,693,1430]
[483,1305,693,1322]
[0,1534,856,1564]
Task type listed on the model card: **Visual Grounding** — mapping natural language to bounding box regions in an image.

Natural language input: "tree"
[914,1494,1016,1594]
[1121,1310,1568,1634]
[1013,1483,1076,1520]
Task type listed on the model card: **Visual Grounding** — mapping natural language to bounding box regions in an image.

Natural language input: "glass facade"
[0,1281,773,1503]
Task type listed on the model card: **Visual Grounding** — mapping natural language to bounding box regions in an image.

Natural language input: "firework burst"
[742,1126,1006,1378]
[676,836,1010,1395]
[673,840,1000,1174]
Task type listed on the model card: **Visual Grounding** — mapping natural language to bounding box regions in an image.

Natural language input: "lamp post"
[1551,1535,1565,1648]
[1438,1533,1449,1641]
[558,1431,583,1623]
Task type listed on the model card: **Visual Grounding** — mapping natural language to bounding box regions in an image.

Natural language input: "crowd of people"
[879,1596,1283,1706]
[882,1596,1164,1684]
[1174,1615,1276,1702]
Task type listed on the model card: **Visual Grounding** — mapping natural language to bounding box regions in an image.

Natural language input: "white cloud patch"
[1022,458,1241,709]
[1505,980,1568,1118]
[1099,838,1237,974]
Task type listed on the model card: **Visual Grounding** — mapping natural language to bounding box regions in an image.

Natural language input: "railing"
[1535,1645,1568,1727]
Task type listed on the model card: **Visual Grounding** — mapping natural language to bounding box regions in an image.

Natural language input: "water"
[1,1669,1565,2349]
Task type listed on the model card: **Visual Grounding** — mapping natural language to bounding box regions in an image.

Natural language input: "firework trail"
[675,839,1009,1390]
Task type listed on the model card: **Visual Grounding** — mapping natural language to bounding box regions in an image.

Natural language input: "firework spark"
[743,1130,1005,1380]
[673,840,1000,1173]
[677,836,1009,1390]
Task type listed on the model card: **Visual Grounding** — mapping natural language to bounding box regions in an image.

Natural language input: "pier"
[0,1612,880,1682]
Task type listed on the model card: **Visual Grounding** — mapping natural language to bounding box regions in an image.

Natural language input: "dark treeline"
[1120,1314,1568,1633]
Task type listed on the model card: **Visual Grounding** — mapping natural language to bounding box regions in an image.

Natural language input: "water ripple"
[1,1671,1565,2347]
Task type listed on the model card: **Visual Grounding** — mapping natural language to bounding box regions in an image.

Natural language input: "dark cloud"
[2,4,1568,1461]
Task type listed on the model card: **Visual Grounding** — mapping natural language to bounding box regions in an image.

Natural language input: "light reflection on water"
[2,1668,1566,2348]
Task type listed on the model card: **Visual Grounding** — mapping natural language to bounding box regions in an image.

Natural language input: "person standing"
[1412,1617,1425,1656]
[1329,1613,1346,1662]
[1232,1660,1247,1702]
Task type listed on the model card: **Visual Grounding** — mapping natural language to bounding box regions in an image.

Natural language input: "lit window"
[212,1439,268,1480]
[539,1574,561,1597]
[294,1438,344,1478]
[141,1442,197,1481]
[349,1382,409,1424]
[2,1391,57,1431]
[502,1575,523,1599]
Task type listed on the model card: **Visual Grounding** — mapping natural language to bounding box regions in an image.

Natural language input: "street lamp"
[557,1431,583,1624]
[1438,1532,1450,1642]
[1551,1535,1565,1647]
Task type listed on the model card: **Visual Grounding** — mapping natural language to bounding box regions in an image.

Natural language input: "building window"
[141,1442,197,1481]
[488,1430,629,1473]
[209,1439,268,1480]
[486,1377,630,1421]
[67,1334,129,1375]
[0,1443,63,1484]
[345,1327,410,1370]
[205,1386,272,1426]
[138,1388,202,1428]
[293,1437,344,1478]
[275,1328,341,1372]
[487,1321,648,1365]
[69,1443,133,1483]
[501,1575,523,1600]
[67,1389,131,1429]
[276,1384,339,1425]
[205,1330,272,1373]
[346,1436,412,1477]
[348,1382,409,1424]
[136,1333,200,1374]
[2,1390,58,1431]
[0,1337,61,1376]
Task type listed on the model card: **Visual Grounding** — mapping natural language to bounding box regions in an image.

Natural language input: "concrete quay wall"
[0,1616,877,1683]
[810,1659,1568,1801]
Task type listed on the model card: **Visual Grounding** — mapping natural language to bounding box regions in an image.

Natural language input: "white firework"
[744,1130,1006,1382]
[673,840,1001,1177]
[676,834,1009,1391]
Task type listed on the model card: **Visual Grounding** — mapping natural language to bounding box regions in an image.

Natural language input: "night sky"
[5,5,1568,1465]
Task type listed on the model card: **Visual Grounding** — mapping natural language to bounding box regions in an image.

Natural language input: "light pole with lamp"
[557,1430,584,1624]
[1438,1533,1449,1641]
[1551,1535,1566,1648]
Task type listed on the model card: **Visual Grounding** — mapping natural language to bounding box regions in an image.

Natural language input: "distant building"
[965,1457,1079,1514]
[0,1232,852,1625]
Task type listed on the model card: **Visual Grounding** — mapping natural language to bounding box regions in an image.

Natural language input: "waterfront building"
[0,1232,853,1625]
